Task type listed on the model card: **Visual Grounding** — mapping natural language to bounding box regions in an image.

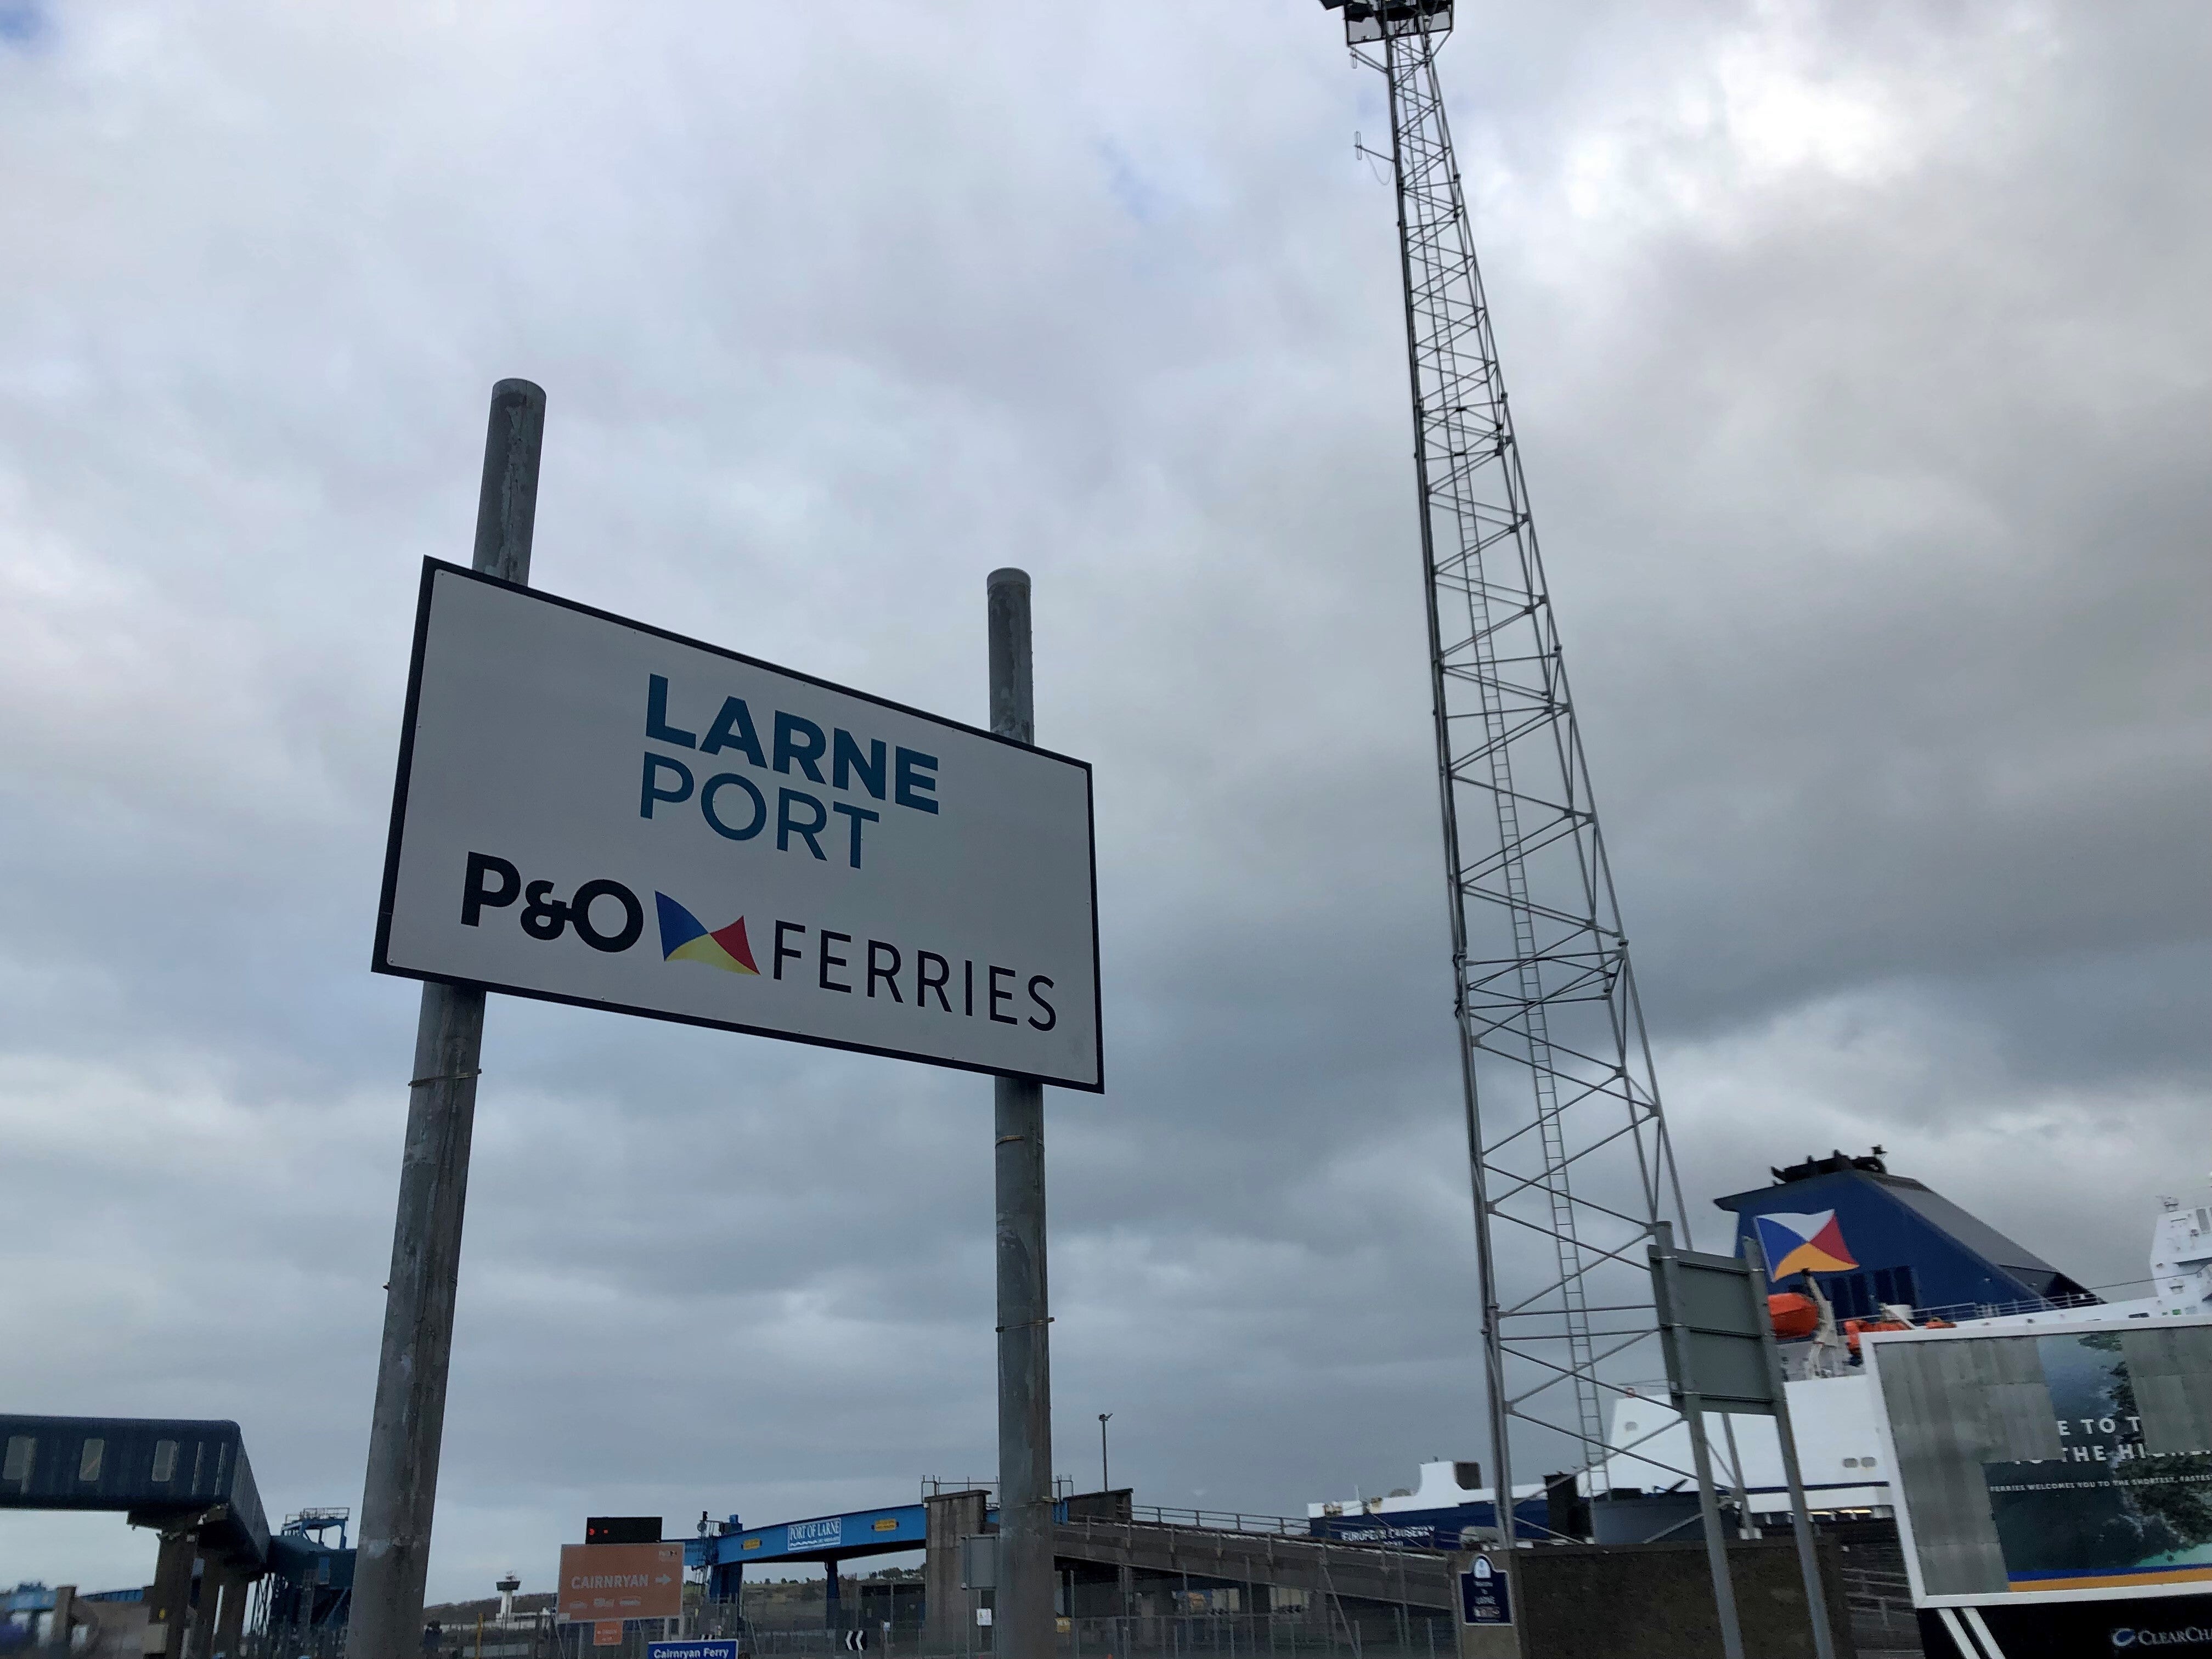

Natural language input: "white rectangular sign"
[375,561,1102,1090]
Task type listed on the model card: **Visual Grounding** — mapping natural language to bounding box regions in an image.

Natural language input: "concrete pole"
[988,567,1054,1659]
[214,1568,249,1659]
[185,1560,217,1659]
[148,1530,198,1659]
[352,380,546,1659]
[190,1559,221,1659]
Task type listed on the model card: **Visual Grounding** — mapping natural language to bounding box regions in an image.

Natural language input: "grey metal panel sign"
[960,1534,996,1590]
[376,561,1103,1090]
[1650,1245,1778,1416]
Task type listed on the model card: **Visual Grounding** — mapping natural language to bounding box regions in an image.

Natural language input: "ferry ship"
[1308,1149,2212,1543]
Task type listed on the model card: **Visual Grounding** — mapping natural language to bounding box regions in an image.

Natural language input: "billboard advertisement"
[376,561,1102,1090]
[1866,1319,2212,1608]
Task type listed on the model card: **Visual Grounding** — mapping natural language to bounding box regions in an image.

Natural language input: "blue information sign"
[648,1643,737,1659]
[1459,1558,1513,1626]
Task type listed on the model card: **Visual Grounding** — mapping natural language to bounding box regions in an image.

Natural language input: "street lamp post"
[1099,1414,1113,1493]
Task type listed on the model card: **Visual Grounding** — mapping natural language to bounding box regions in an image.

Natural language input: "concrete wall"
[921,1489,989,1652]
[70,1596,153,1659]
[1457,1537,1855,1659]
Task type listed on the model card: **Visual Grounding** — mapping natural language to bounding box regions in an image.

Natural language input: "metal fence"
[735,1611,1457,1659]
[242,1566,1925,1659]
[239,1600,1465,1659]
[1838,1560,1922,1656]
[242,1619,565,1659]
[243,1623,351,1659]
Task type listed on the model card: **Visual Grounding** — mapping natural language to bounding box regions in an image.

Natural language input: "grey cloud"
[2,0,2204,1602]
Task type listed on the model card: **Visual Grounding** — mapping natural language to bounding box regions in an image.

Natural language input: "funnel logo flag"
[1756,1210,1859,1277]
[655,893,760,975]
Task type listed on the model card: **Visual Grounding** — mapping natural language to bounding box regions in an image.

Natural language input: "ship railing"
[1894,1291,2103,1325]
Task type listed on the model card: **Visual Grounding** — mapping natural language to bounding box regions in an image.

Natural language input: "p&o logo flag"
[656,893,760,975]
[1754,1210,1859,1277]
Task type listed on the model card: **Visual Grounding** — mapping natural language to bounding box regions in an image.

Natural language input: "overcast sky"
[3,0,2207,1605]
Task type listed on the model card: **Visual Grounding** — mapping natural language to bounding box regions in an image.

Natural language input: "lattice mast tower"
[1320,0,1693,1509]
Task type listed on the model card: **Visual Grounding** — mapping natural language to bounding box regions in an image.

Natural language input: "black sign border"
[373,557,1104,1093]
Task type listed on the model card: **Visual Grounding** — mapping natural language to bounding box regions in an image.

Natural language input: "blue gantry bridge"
[688,1500,928,1629]
[690,1503,925,1575]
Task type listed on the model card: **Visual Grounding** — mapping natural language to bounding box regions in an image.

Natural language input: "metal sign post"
[1746,1242,1837,1659]
[988,568,1054,1659]
[353,379,545,1659]
[1649,1223,1836,1659]
[1651,1223,1747,1659]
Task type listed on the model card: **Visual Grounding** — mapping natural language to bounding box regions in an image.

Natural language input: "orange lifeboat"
[1842,1316,1911,1356]
[1768,1292,1820,1340]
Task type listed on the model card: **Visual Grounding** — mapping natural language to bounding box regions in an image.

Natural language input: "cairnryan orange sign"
[557,1543,685,1623]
